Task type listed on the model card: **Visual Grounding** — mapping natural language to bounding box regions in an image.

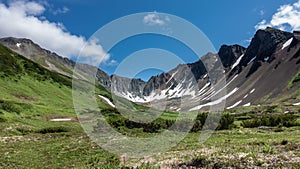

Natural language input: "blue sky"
[1,0,300,80]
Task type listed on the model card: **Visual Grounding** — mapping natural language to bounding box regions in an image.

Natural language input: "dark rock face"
[218,44,246,68]
[240,27,293,67]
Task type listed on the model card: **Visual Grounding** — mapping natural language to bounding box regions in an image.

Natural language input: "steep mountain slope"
[0,43,115,135]
[224,29,300,108]
[2,28,300,112]
[0,43,72,87]
[0,37,75,77]
[0,37,111,85]
[110,28,300,111]
[0,43,75,132]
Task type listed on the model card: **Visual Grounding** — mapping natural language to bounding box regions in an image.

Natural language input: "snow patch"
[281,37,293,50]
[207,74,238,100]
[264,56,270,62]
[166,70,178,84]
[226,100,242,109]
[250,88,255,94]
[16,43,21,48]
[247,56,256,65]
[243,94,248,99]
[190,88,239,111]
[243,103,251,107]
[50,118,72,122]
[198,82,211,94]
[99,95,116,108]
[293,102,300,106]
[231,54,244,70]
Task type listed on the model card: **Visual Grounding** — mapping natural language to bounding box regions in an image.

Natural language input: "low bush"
[37,126,69,134]
[96,111,235,133]
[0,116,6,122]
[16,127,33,135]
[241,114,299,128]
[0,100,21,114]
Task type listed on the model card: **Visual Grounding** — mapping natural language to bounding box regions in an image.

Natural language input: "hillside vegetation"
[0,44,299,168]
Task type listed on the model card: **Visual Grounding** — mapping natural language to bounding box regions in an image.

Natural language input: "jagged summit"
[239,27,293,67]
[1,27,300,111]
[218,44,246,68]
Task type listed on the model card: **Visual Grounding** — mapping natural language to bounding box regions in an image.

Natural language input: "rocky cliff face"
[236,27,293,75]
[218,44,246,68]
[1,27,300,111]
[111,28,300,111]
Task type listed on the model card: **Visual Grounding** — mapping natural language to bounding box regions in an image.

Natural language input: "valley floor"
[0,125,299,168]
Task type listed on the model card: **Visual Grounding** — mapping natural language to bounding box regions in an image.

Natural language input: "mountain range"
[1,27,300,112]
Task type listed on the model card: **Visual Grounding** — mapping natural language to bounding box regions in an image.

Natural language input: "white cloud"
[52,6,69,15]
[107,59,118,66]
[255,0,300,31]
[0,1,109,66]
[9,0,45,15]
[255,20,271,30]
[143,12,170,26]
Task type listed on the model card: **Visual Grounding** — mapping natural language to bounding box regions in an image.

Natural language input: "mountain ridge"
[1,27,300,111]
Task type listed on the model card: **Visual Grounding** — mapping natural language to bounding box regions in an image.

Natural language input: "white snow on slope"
[250,88,255,94]
[199,82,211,94]
[264,56,270,62]
[50,118,72,122]
[226,100,242,109]
[99,95,116,108]
[190,87,239,111]
[243,103,251,107]
[231,54,244,70]
[247,56,256,65]
[16,43,21,48]
[293,102,300,106]
[166,70,178,84]
[281,37,293,50]
[207,74,239,100]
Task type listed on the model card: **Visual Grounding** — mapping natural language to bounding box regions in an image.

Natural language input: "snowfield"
[99,95,116,108]
[281,37,293,50]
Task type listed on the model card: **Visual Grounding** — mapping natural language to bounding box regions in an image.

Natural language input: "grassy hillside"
[0,45,120,168]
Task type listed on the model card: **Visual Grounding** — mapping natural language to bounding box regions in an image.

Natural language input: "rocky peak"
[218,44,246,68]
[240,27,293,67]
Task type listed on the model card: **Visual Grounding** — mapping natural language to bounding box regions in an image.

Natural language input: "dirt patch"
[13,94,38,102]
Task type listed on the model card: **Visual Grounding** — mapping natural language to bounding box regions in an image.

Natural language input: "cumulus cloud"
[255,0,300,31]
[0,0,109,66]
[143,12,170,26]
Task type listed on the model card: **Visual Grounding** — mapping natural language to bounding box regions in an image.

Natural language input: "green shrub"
[16,127,33,135]
[218,113,235,130]
[0,116,6,122]
[98,111,235,134]
[37,126,69,134]
[241,114,299,128]
[0,100,21,114]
